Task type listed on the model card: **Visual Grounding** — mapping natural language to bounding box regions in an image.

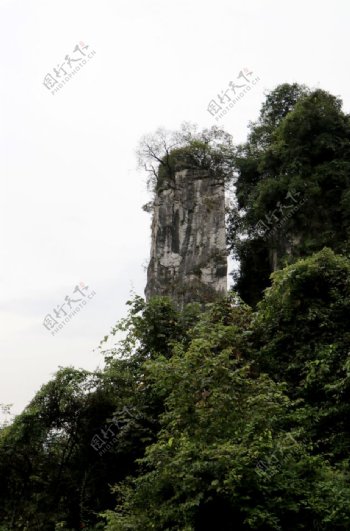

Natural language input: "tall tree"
[228,84,350,306]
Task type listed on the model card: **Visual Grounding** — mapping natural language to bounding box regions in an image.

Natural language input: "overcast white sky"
[0,0,349,416]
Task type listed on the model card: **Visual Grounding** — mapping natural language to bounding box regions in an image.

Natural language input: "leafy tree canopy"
[228,84,350,305]
[137,123,234,195]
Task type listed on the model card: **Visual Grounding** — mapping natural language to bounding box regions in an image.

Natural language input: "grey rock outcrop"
[145,169,227,306]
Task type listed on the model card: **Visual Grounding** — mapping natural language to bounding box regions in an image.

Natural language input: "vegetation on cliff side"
[228,83,350,305]
[137,123,234,194]
[1,249,350,529]
[1,85,350,529]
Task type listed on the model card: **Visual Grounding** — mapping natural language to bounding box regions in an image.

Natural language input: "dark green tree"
[253,248,350,463]
[0,367,144,529]
[229,84,350,305]
[102,297,350,530]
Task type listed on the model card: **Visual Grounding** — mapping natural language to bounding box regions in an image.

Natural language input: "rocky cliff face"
[145,169,227,306]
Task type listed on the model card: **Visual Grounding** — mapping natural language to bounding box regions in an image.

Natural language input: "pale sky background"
[0,0,349,417]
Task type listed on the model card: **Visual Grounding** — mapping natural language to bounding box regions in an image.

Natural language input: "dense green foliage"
[228,83,350,305]
[102,288,350,530]
[1,85,350,529]
[2,252,350,528]
[254,249,350,462]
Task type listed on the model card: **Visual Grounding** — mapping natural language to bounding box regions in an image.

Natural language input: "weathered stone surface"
[145,169,227,306]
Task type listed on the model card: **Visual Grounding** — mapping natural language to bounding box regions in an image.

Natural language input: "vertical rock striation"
[145,169,227,306]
